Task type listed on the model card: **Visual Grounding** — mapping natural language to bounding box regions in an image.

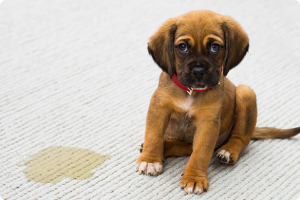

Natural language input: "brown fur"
[252,127,300,139]
[136,10,300,195]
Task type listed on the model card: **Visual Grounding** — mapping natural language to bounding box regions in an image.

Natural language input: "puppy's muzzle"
[191,67,206,79]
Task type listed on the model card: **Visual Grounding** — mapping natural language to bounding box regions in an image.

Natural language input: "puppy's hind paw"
[215,149,236,164]
[138,143,143,153]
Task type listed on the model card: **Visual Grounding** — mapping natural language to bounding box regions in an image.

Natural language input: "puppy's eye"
[210,44,220,53]
[178,43,188,53]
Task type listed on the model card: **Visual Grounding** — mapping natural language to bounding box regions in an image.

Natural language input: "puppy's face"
[173,19,226,88]
[148,10,249,89]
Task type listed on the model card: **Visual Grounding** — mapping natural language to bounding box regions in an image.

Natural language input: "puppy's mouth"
[178,71,220,89]
[180,78,219,89]
[191,85,209,90]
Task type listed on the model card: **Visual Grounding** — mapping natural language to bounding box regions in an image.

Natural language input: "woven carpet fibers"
[0,0,300,199]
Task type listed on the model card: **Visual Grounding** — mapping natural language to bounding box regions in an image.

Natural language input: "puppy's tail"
[251,127,300,139]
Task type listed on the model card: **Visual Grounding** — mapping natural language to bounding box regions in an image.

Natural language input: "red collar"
[171,74,212,95]
[170,67,223,95]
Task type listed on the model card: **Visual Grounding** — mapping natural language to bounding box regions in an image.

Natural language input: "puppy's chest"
[165,96,197,143]
[177,96,194,112]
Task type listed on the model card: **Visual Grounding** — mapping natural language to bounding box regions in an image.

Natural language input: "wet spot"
[23,146,108,183]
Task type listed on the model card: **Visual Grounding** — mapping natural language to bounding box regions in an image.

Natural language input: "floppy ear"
[222,16,249,76]
[148,19,177,78]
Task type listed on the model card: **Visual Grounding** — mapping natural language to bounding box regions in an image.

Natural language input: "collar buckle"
[187,87,194,95]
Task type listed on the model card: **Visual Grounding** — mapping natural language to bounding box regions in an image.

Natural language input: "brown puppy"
[136,10,300,195]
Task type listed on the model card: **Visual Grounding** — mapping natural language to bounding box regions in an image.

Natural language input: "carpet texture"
[0,0,300,199]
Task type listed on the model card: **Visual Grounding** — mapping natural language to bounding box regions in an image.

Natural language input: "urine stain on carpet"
[23,146,108,183]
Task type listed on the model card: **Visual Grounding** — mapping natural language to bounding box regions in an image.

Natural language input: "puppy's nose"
[192,67,205,79]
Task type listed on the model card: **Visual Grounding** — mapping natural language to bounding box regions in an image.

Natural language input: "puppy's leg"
[216,85,257,164]
[139,140,193,158]
[180,110,221,194]
[136,92,171,176]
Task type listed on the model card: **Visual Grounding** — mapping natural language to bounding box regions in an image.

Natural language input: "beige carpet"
[0,0,300,199]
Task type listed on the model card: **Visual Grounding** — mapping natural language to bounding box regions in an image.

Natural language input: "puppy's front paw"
[180,174,209,195]
[136,156,163,176]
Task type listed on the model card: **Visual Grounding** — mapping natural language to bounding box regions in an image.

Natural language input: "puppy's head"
[148,10,249,89]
